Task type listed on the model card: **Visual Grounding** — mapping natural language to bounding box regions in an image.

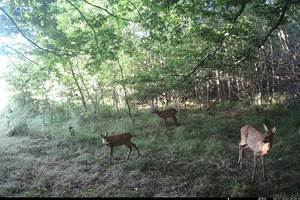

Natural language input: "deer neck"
[259,142,272,155]
[102,138,111,146]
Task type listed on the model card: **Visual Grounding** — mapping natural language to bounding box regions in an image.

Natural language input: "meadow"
[0,104,299,197]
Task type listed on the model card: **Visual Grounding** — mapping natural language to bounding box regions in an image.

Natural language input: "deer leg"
[172,116,179,126]
[110,146,114,164]
[127,145,133,160]
[252,153,258,182]
[261,156,265,179]
[238,146,244,169]
[131,142,141,157]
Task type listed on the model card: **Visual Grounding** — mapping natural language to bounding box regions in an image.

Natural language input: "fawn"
[238,124,276,181]
[152,108,179,126]
[101,132,140,163]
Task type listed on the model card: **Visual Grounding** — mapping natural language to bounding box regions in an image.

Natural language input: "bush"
[7,122,29,137]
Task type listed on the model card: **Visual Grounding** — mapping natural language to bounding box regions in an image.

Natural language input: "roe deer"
[101,132,140,163]
[238,124,276,181]
[152,108,179,126]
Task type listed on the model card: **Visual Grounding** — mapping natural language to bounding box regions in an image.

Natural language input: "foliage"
[0,0,299,112]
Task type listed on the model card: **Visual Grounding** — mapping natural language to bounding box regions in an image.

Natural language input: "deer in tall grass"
[238,124,276,181]
[151,107,179,126]
[101,132,140,163]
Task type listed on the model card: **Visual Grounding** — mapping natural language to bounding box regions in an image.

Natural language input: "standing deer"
[238,124,276,181]
[152,108,179,126]
[101,132,140,163]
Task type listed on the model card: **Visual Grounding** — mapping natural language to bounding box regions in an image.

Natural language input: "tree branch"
[235,0,290,64]
[5,45,41,66]
[64,49,88,112]
[0,6,65,57]
[81,0,139,23]
[66,0,102,54]
[128,0,145,22]
[182,1,247,82]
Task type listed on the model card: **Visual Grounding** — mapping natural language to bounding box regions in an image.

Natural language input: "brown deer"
[238,124,276,181]
[152,108,179,126]
[101,132,140,163]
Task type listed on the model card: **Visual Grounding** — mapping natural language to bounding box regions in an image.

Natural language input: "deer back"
[240,125,265,152]
[104,132,132,147]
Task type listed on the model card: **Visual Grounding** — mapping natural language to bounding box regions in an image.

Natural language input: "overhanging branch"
[235,0,290,64]
[5,45,41,66]
[0,6,65,57]
[182,1,247,82]
[81,0,139,23]
[128,0,145,22]
[66,0,102,55]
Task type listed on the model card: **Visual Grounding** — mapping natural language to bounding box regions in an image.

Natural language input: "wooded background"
[0,0,299,117]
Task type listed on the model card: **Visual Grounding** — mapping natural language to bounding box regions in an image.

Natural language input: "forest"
[0,0,299,197]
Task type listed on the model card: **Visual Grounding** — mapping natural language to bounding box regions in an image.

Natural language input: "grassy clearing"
[0,104,299,197]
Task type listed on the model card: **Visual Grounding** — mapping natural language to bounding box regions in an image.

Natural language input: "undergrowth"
[0,102,299,197]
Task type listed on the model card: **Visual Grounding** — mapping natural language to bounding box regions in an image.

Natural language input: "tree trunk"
[117,58,134,124]
[269,40,276,104]
[227,74,231,108]
[67,57,88,112]
[113,86,120,115]
[78,70,99,118]
[266,64,271,104]
[216,70,221,102]
[259,64,264,105]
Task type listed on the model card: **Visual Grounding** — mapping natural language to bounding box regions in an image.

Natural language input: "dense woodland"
[0,0,299,198]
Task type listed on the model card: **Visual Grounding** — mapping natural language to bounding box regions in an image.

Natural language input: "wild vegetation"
[0,0,299,198]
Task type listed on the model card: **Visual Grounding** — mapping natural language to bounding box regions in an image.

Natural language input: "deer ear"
[272,127,276,134]
[105,131,109,136]
[263,124,268,132]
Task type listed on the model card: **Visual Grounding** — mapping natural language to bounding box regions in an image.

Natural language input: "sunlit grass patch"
[229,180,246,197]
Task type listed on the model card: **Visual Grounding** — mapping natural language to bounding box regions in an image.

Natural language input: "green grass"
[0,103,299,197]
